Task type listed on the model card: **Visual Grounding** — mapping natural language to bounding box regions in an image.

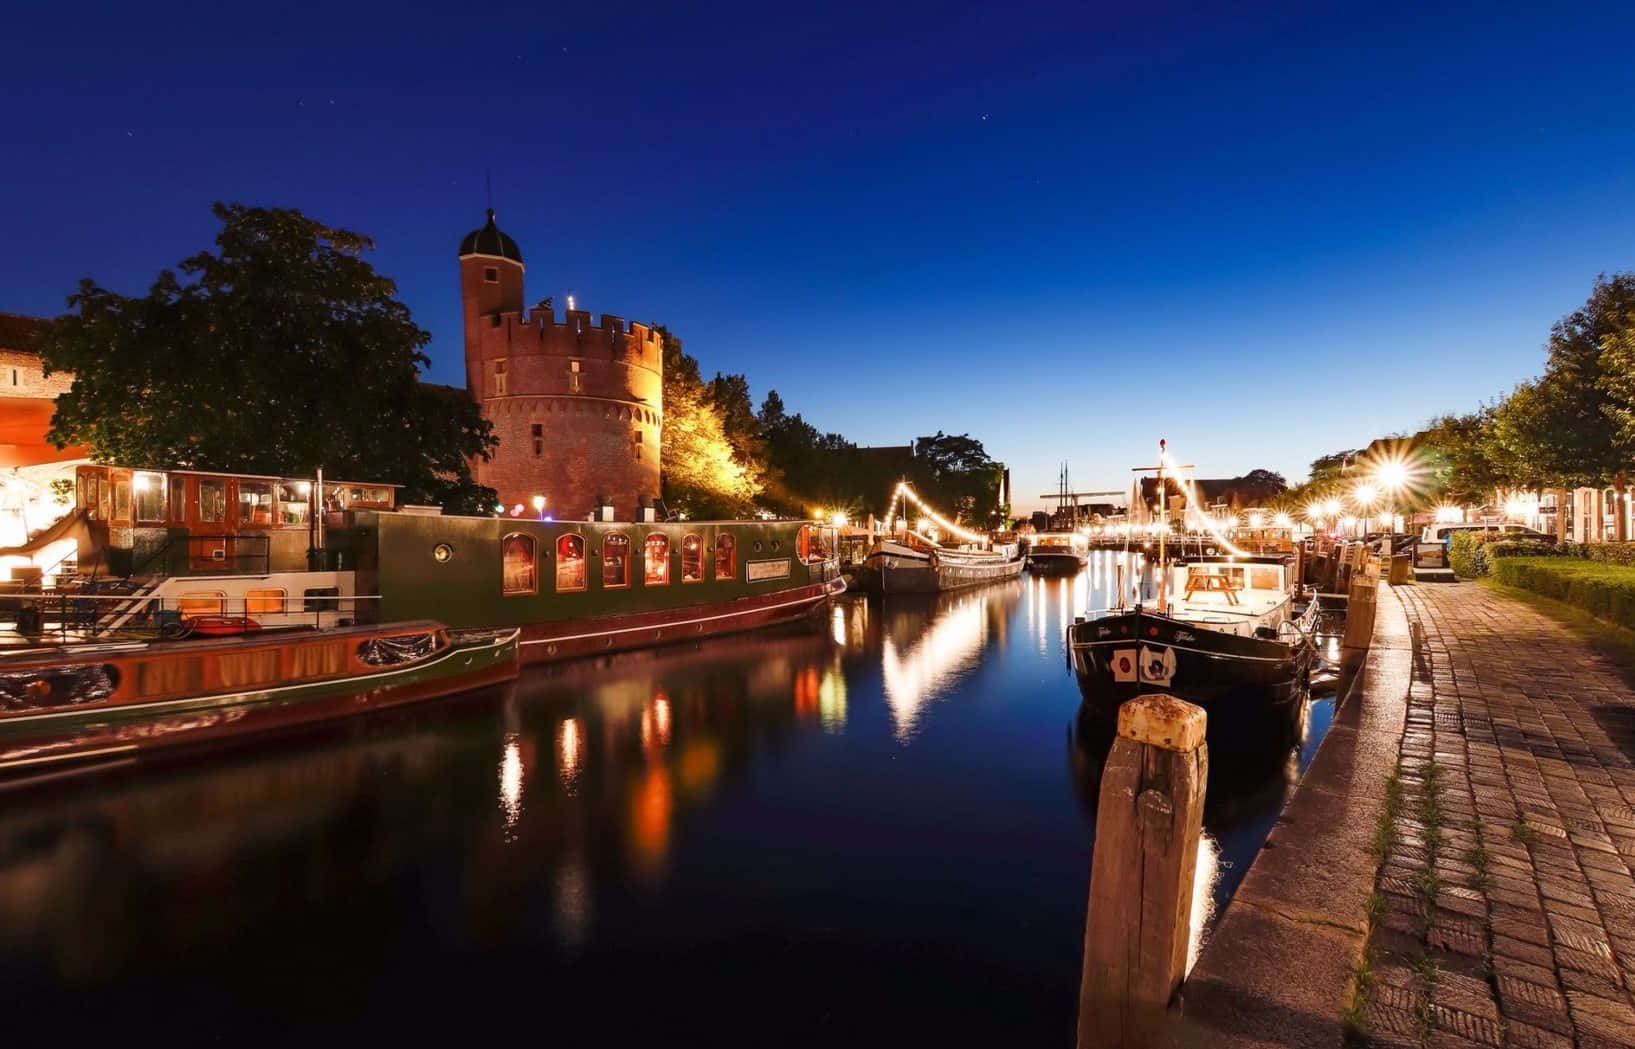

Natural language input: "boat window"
[133,472,166,523]
[715,532,736,580]
[169,476,186,523]
[1250,566,1281,590]
[644,533,670,586]
[503,532,539,595]
[603,534,630,589]
[246,588,286,614]
[177,590,227,619]
[238,481,275,526]
[681,533,703,582]
[343,485,393,509]
[277,481,313,525]
[797,525,830,563]
[303,587,340,612]
[113,479,131,522]
[199,479,226,524]
[555,533,586,592]
[216,649,282,689]
[78,471,108,521]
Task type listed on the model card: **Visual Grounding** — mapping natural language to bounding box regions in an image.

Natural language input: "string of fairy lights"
[883,481,985,544]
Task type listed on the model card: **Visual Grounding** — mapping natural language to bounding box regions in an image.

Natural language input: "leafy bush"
[1484,540,1565,561]
[1448,531,1480,578]
[1490,557,1635,632]
[1578,543,1635,567]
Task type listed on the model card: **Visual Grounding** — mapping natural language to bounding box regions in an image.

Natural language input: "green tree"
[1417,410,1506,506]
[42,202,498,513]
[658,327,762,517]
[910,432,1005,528]
[1491,274,1635,534]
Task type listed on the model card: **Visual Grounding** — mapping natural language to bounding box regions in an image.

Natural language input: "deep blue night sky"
[4,1,1633,511]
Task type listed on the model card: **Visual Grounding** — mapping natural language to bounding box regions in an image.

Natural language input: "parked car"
[1420,522,1557,547]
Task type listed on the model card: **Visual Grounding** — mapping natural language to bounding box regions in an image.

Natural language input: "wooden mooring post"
[1077,694,1208,1049]
[1341,551,1380,670]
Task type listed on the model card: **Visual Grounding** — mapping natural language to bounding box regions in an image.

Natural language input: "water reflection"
[0,571,1338,1048]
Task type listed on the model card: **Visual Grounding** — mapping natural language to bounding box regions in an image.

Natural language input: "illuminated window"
[494,359,507,396]
[532,423,543,456]
[134,472,166,523]
[177,590,226,619]
[502,532,538,595]
[277,481,312,525]
[483,266,499,283]
[797,525,830,563]
[246,588,286,614]
[198,480,226,523]
[681,533,703,582]
[569,360,581,393]
[238,481,275,526]
[555,533,586,592]
[644,533,669,586]
[113,479,131,522]
[714,532,736,581]
[603,534,630,589]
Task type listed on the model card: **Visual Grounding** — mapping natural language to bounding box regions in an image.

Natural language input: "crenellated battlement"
[478,304,664,370]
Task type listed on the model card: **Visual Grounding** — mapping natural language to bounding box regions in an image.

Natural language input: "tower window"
[531,423,543,456]
[494,359,507,396]
[569,360,581,394]
[633,430,643,462]
[483,266,499,283]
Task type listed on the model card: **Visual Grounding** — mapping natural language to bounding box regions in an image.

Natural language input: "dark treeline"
[660,332,1006,526]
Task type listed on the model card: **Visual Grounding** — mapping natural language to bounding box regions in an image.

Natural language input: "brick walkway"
[1358,583,1635,1048]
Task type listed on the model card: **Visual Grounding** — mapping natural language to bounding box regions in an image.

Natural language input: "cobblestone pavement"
[1358,583,1635,1048]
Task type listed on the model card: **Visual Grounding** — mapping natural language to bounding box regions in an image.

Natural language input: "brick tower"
[459,210,663,521]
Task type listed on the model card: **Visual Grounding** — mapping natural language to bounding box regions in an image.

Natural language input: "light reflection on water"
[0,565,1337,1047]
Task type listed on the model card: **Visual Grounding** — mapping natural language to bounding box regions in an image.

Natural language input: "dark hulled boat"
[1025,532,1088,574]
[1067,554,1319,749]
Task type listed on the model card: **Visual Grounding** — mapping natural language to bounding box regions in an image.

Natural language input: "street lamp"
[1352,484,1378,538]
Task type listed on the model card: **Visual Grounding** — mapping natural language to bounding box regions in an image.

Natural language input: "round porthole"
[432,543,454,563]
[753,540,764,553]
[770,540,781,552]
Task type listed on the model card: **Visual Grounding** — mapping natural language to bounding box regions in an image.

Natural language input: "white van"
[1420,522,1554,547]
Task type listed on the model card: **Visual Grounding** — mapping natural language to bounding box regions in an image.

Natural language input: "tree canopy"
[42,202,497,514]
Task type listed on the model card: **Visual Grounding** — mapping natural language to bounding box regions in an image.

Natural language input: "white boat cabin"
[1162,557,1296,637]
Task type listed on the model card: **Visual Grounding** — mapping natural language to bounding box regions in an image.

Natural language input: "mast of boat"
[1131,439,1195,616]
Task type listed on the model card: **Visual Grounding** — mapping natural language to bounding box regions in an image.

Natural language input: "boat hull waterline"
[1066,607,1316,747]
[0,625,520,776]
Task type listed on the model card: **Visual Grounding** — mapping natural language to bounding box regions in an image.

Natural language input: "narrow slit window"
[644,533,670,586]
[681,533,703,582]
[714,532,736,581]
[494,359,508,396]
[531,422,543,456]
[603,534,630,589]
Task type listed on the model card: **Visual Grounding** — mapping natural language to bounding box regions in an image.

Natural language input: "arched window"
[714,532,736,581]
[603,534,630,589]
[502,533,537,595]
[681,533,703,582]
[555,533,586,592]
[798,525,830,563]
[644,533,670,586]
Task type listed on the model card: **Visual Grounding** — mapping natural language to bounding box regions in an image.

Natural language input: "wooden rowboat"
[0,620,519,778]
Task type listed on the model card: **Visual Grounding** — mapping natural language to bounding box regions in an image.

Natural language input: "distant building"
[1132,476,1281,525]
[458,210,664,521]
[0,312,83,469]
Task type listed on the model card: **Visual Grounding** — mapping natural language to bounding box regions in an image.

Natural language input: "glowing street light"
[1352,483,1378,508]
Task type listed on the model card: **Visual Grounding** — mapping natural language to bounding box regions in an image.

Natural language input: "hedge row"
[1447,533,1565,578]
[1578,543,1635,567]
[1489,557,1635,633]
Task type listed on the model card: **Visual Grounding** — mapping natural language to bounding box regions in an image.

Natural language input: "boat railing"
[130,533,273,579]
[4,589,383,647]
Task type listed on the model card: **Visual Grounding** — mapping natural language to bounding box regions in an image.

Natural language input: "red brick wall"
[0,350,72,399]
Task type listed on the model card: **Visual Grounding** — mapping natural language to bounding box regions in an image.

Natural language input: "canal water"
[0,552,1335,1047]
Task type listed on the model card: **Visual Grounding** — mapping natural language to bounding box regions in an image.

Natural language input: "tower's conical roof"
[458,208,523,263]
